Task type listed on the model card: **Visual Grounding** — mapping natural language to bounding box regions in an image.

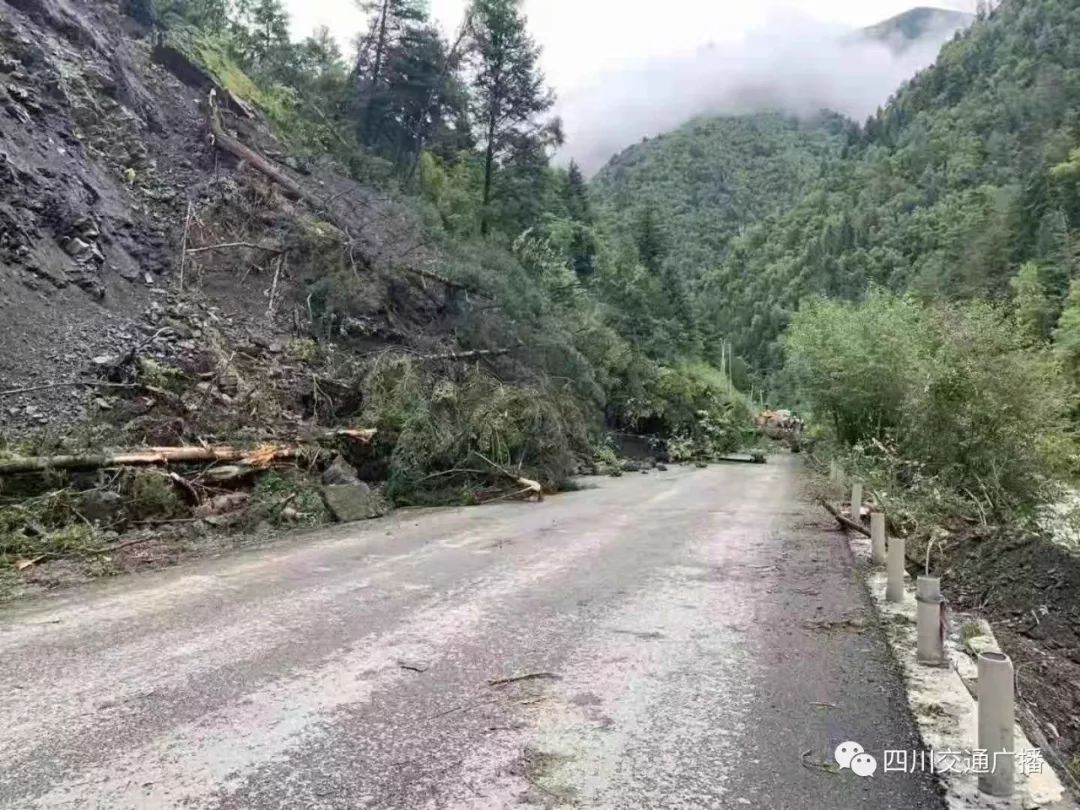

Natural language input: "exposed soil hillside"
[0,0,458,440]
[0,0,531,597]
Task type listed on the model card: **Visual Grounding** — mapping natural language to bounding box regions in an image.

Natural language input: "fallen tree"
[206,89,306,201]
[202,90,489,299]
[0,446,300,475]
[418,348,513,362]
[819,499,871,538]
[0,429,376,476]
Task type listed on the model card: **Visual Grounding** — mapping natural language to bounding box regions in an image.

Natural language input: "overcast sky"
[284,0,978,170]
[285,0,975,88]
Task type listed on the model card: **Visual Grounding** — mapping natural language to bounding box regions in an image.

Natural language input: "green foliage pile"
[0,488,97,561]
[787,292,1075,518]
[360,357,591,503]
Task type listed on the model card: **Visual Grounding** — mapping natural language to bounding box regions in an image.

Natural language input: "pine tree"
[352,4,468,173]
[354,0,427,144]
[467,0,553,235]
[232,0,292,72]
[635,207,666,274]
[564,161,592,224]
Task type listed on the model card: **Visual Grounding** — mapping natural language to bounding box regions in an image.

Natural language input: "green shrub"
[123,470,185,521]
[361,357,590,503]
[787,292,1075,515]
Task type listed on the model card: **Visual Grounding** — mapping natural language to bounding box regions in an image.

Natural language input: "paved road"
[0,457,943,809]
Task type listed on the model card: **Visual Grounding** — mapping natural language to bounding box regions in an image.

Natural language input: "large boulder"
[321,455,361,486]
[322,484,386,523]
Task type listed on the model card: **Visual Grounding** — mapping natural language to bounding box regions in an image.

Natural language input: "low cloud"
[557,12,969,174]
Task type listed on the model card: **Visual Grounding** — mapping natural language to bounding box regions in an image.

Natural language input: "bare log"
[206,91,307,201]
[0,380,184,410]
[0,446,302,475]
[0,429,377,476]
[203,91,490,300]
[418,349,512,362]
[394,265,488,296]
[820,499,871,538]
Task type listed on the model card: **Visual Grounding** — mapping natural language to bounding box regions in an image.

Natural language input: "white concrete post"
[850,480,863,523]
[886,534,906,603]
[829,459,842,484]
[978,651,1015,798]
[870,512,887,566]
[916,575,944,665]
[916,574,940,601]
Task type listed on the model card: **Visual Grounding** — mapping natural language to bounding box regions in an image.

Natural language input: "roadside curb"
[846,529,1072,809]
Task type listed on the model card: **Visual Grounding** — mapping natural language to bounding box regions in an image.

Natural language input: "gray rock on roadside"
[322,484,386,523]
[321,455,360,486]
[79,491,124,525]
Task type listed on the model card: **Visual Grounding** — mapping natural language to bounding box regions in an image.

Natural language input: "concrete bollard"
[916,575,944,665]
[978,651,1015,798]
[870,512,887,566]
[916,574,940,601]
[886,534,906,603]
[829,460,842,484]
[850,481,863,524]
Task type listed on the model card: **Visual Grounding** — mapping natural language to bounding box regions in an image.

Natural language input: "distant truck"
[756,410,804,452]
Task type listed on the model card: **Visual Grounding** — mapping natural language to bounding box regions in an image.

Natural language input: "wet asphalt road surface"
[0,456,944,809]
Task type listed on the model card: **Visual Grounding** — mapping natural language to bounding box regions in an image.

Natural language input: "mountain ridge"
[858,6,975,49]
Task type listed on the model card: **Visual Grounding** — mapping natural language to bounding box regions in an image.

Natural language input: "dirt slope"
[0,0,453,440]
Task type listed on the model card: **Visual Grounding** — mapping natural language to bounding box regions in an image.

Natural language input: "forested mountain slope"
[697,0,1080,370]
[590,113,850,288]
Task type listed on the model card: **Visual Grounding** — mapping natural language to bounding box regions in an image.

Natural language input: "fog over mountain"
[560,7,974,173]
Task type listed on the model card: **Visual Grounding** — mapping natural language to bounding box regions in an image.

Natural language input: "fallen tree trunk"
[0,446,298,475]
[206,92,307,202]
[395,265,486,296]
[186,241,284,256]
[418,348,512,362]
[471,450,543,502]
[0,429,376,476]
[820,499,871,538]
[0,380,178,401]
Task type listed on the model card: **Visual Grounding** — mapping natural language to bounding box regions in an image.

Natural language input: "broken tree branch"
[819,499,871,538]
[186,241,284,255]
[0,380,183,407]
[266,254,284,318]
[206,91,307,201]
[486,673,561,686]
[417,349,512,362]
[471,450,543,501]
